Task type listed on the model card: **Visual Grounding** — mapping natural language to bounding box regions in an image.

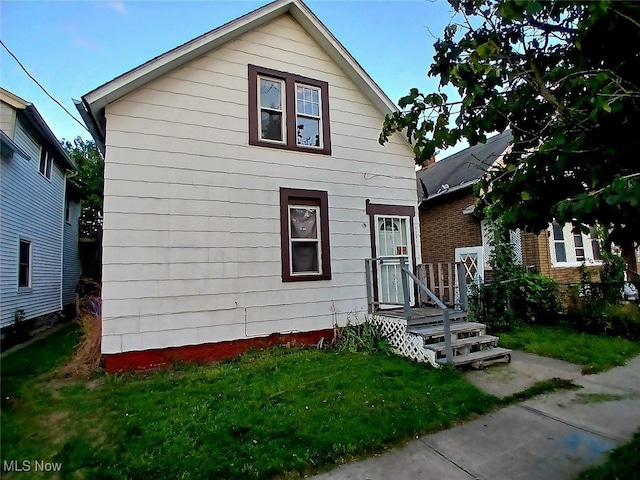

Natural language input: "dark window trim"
[249,65,331,155]
[365,200,417,306]
[280,188,331,282]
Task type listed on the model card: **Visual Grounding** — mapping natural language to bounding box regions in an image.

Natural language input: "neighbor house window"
[64,196,71,223]
[249,65,331,155]
[280,188,331,281]
[39,148,52,179]
[549,223,602,265]
[18,239,31,288]
[481,220,523,269]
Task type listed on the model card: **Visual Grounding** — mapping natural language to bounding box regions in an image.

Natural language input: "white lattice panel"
[370,315,438,367]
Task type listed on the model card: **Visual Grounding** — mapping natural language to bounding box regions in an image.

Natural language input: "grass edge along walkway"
[498,323,640,374]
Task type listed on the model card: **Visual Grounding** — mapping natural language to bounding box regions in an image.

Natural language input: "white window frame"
[288,204,322,276]
[39,148,53,180]
[549,223,603,267]
[295,83,323,149]
[18,238,32,290]
[257,75,286,144]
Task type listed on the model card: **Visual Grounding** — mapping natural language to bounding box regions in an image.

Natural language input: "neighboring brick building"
[416,130,617,288]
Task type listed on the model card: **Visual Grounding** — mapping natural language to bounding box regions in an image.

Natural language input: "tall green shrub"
[469,221,559,330]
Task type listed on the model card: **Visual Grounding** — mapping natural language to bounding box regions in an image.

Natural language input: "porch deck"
[378,307,468,326]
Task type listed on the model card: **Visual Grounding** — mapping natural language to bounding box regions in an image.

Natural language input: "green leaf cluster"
[381,0,640,248]
[62,137,104,238]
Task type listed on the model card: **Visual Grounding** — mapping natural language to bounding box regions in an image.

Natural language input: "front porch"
[365,257,511,368]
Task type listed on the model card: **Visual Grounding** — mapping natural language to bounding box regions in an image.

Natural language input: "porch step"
[436,347,512,368]
[408,321,486,343]
[426,335,499,358]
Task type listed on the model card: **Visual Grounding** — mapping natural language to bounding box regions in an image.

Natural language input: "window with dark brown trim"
[280,188,331,281]
[249,65,331,155]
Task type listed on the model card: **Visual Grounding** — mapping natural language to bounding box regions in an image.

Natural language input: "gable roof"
[1,88,75,171]
[416,130,512,206]
[77,0,399,152]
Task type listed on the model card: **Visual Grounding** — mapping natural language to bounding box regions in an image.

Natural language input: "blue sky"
[1,0,460,152]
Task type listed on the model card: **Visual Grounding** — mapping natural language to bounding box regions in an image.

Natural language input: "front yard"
[1,324,497,479]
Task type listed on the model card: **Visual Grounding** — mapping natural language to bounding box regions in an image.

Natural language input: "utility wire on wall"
[1,39,90,134]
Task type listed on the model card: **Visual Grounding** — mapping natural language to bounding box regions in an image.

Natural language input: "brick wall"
[419,191,609,285]
[419,191,482,264]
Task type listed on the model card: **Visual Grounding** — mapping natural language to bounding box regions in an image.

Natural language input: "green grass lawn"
[498,323,640,374]
[1,324,502,479]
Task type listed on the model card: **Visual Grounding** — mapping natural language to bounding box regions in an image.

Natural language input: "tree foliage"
[63,137,104,238]
[380,0,640,248]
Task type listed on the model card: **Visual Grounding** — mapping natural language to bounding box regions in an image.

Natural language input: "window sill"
[18,287,33,294]
[249,138,330,155]
[283,273,331,282]
[551,261,603,268]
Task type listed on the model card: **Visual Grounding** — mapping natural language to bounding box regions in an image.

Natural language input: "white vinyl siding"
[100,14,418,354]
[0,119,65,327]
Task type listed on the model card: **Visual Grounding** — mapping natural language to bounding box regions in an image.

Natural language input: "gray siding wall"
[0,119,65,327]
[62,198,82,306]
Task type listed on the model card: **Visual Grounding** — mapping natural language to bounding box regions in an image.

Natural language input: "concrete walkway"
[313,352,640,480]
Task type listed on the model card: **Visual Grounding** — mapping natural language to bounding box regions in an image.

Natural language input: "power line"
[1,39,90,134]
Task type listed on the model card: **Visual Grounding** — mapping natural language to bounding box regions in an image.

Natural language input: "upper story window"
[39,148,52,179]
[249,65,331,155]
[549,222,602,266]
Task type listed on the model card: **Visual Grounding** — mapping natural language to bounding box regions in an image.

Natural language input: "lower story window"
[280,188,331,281]
[18,239,31,288]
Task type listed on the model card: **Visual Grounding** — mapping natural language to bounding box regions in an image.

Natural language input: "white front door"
[375,215,414,306]
[455,246,484,286]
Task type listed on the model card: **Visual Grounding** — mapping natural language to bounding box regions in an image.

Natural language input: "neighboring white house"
[77,0,420,372]
[0,88,80,331]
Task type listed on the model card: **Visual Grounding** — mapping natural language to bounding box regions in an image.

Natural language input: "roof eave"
[418,179,478,208]
[74,99,106,155]
[20,105,75,171]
